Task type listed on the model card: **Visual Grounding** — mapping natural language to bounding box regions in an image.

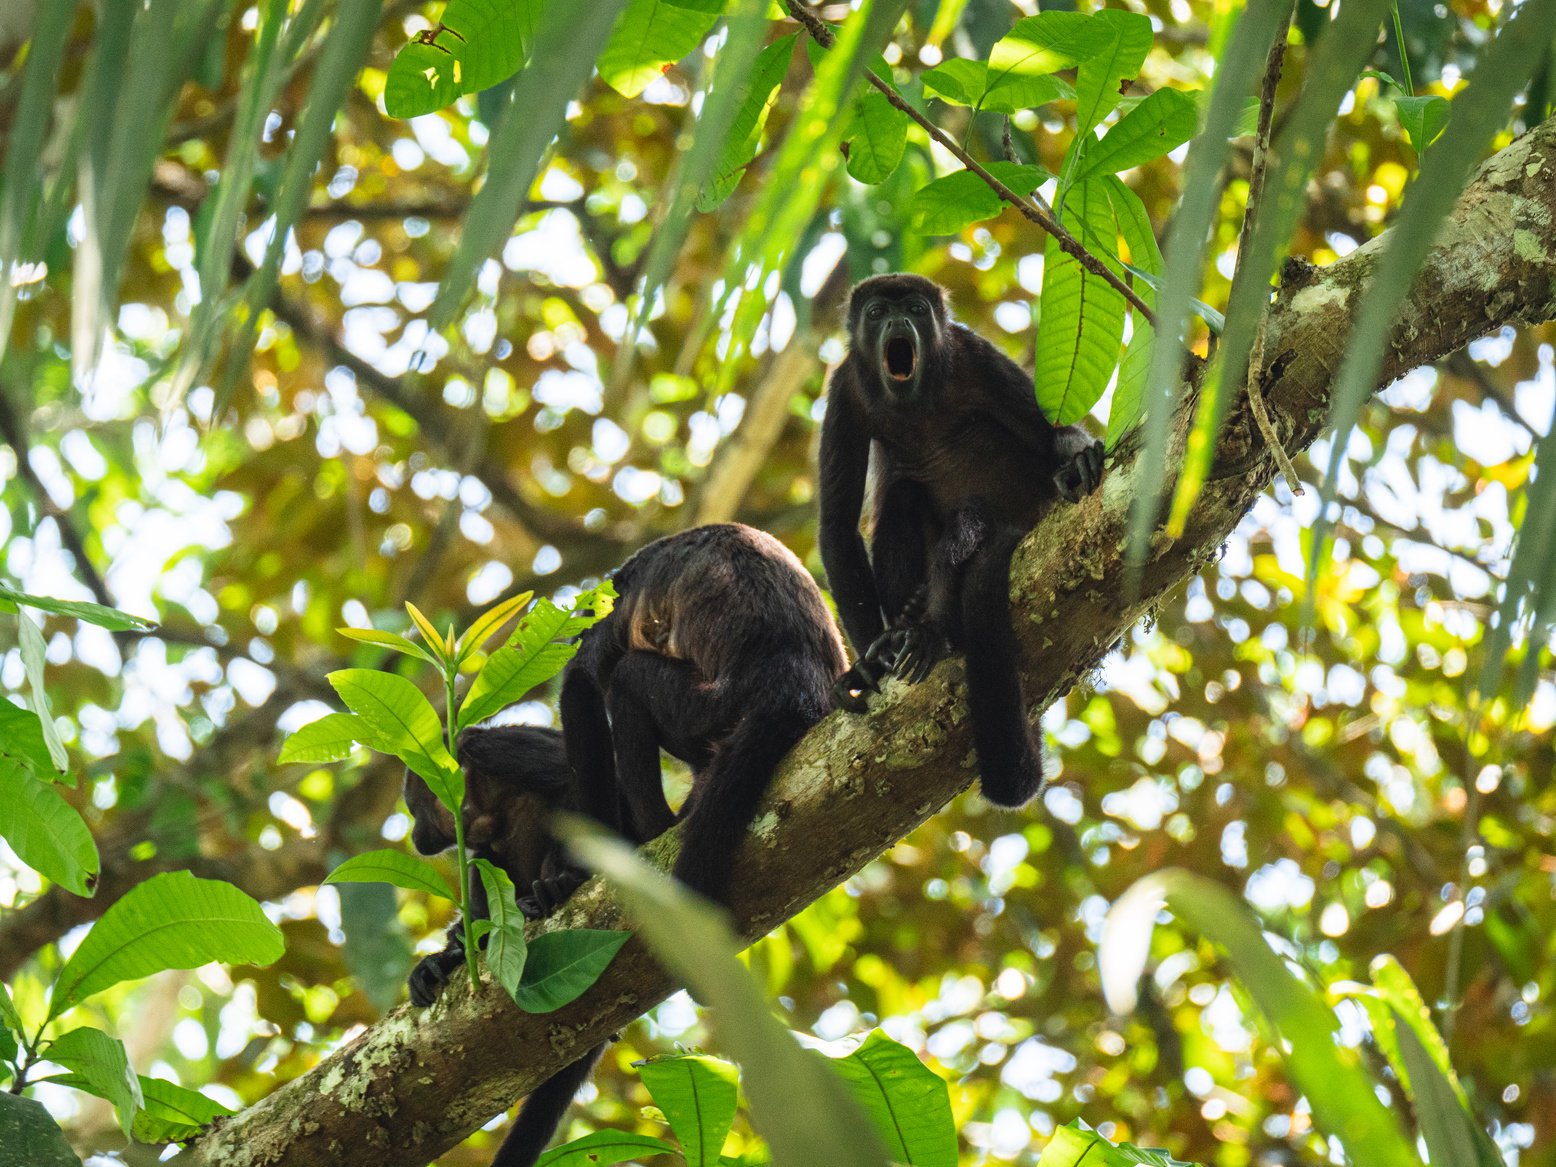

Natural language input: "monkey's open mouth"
[884,337,916,381]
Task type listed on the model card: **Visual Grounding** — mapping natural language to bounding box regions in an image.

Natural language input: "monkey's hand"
[517,864,589,919]
[891,618,948,684]
[408,937,466,1007]
[833,626,910,711]
[1054,438,1104,503]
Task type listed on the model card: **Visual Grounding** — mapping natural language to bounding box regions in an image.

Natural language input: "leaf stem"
[445,668,479,990]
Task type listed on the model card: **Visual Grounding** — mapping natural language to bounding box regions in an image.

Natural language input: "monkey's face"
[403,768,457,855]
[849,277,945,403]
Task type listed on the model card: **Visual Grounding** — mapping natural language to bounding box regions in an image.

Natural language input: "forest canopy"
[1,1,1555,1166]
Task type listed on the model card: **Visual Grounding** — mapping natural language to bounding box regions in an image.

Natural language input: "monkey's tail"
[961,543,1044,808]
[489,1043,607,1167]
[673,671,824,903]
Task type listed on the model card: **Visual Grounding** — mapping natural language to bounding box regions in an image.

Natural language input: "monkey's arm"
[818,373,885,654]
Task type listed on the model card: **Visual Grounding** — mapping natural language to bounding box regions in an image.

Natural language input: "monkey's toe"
[408,949,460,1006]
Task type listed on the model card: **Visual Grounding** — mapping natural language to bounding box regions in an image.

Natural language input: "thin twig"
[1236,2,1301,492]
[784,0,1154,324]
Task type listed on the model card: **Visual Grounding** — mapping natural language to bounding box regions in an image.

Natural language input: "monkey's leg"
[560,663,621,834]
[959,526,1044,807]
[605,652,709,843]
[870,478,934,620]
[895,507,986,683]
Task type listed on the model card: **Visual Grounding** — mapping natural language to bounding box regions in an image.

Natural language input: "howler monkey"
[560,523,847,905]
[401,723,602,1167]
[819,273,1104,807]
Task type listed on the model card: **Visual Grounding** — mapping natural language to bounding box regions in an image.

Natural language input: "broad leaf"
[1394,94,1450,155]
[1104,176,1161,446]
[473,859,528,999]
[456,590,536,663]
[0,586,154,632]
[44,1026,142,1140]
[0,699,63,783]
[0,1094,81,1167]
[639,1053,739,1167]
[0,981,21,1035]
[829,1030,957,1167]
[696,33,797,211]
[16,610,67,770]
[910,162,1044,236]
[1071,9,1153,143]
[278,712,369,765]
[598,0,723,99]
[325,849,456,901]
[0,765,98,897]
[384,41,461,118]
[49,872,284,1021]
[132,1077,234,1144]
[1038,1122,1198,1166]
[988,12,1110,90]
[1073,87,1199,182]
[922,58,1069,114]
[328,669,461,810]
[1035,177,1126,424]
[536,1131,679,1166]
[515,929,631,1013]
[336,626,437,666]
[845,89,908,184]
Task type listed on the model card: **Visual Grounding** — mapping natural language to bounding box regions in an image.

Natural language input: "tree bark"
[184,116,1556,1167]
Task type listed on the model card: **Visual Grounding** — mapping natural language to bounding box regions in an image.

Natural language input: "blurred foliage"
[0,0,1554,1164]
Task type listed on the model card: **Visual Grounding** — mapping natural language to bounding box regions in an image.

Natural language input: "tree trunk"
[184,116,1556,1167]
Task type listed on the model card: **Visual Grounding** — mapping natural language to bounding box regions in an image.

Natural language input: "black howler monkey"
[401,724,601,1167]
[819,273,1103,807]
[560,522,847,904]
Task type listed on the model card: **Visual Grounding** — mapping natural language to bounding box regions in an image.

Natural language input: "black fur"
[561,523,847,904]
[400,724,598,1167]
[819,273,1103,807]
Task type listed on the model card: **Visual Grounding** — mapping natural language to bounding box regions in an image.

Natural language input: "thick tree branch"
[185,117,1556,1167]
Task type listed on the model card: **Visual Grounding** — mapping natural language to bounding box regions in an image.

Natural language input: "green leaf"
[845,89,909,184]
[639,1053,740,1167]
[560,817,891,1166]
[15,610,67,771]
[473,858,529,1000]
[327,669,461,810]
[0,981,21,1036]
[278,713,370,765]
[921,58,987,105]
[1038,1122,1199,1166]
[1101,871,1418,1167]
[48,871,285,1021]
[0,698,61,783]
[0,1093,81,1167]
[1071,9,1153,143]
[457,590,537,663]
[515,928,631,1013]
[44,1026,142,1140]
[598,0,723,99]
[923,58,1069,114]
[1392,1009,1504,1167]
[0,765,98,897]
[325,849,456,901]
[988,12,1110,90]
[431,0,629,328]
[336,626,438,666]
[695,32,798,211]
[910,162,1044,235]
[1103,176,1161,447]
[1394,93,1450,155]
[1035,177,1126,424]
[1074,88,1198,182]
[0,586,155,632]
[337,881,415,1015]
[437,0,540,94]
[535,1130,679,1166]
[460,585,615,730]
[829,1030,957,1167]
[132,1076,234,1144]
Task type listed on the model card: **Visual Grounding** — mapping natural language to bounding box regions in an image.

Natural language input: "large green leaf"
[328,669,461,809]
[845,89,909,184]
[132,1077,234,1144]
[1103,176,1161,447]
[829,1030,957,1167]
[987,12,1110,91]
[639,1053,740,1167]
[384,0,545,113]
[0,1094,81,1167]
[598,0,724,99]
[324,849,456,902]
[1070,9,1153,145]
[432,0,629,327]
[910,162,1044,236]
[1101,870,1418,1167]
[1035,177,1126,424]
[48,872,285,1021]
[1073,87,1199,182]
[922,58,1069,114]
[0,698,61,784]
[695,33,798,212]
[536,1130,679,1166]
[43,1026,142,1140]
[561,818,891,1166]
[0,765,98,897]
[384,39,463,118]
[15,610,67,771]
[515,929,631,1013]
[473,858,529,1000]
[1038,1122,1199,1166]
[278,712,370,765]
[0,585,155,632]
[1394,93,1450,155]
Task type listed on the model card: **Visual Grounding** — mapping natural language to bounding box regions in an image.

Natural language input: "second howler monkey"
[402,724,601,1167]
[560,522,847,905]
[819,273,1104,807]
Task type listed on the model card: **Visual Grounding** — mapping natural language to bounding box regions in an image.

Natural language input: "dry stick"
[1237,2,1303,493]
[783,0,1154,324]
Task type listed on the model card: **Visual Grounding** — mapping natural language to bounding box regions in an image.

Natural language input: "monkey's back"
[612,523,846,691]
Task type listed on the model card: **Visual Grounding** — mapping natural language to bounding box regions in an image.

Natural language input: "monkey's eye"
[867,303,886,319]
[909,299,928,314]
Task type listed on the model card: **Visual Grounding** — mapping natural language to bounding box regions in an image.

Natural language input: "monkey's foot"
[891,620,948,684]
[834,626,911,710]
[408,944,465,1007]
[1054,439,1104,503]
[518,866,589,919]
